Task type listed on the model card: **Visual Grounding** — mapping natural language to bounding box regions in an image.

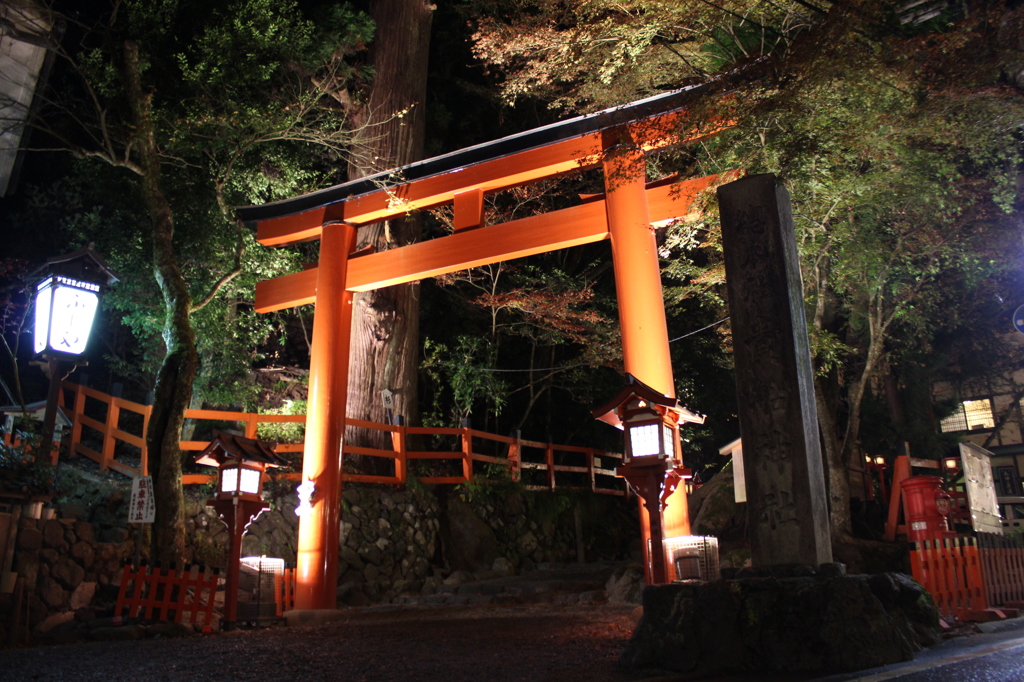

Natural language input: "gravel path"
[3,603,641,682]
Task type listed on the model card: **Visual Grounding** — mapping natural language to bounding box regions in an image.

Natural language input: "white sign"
[718,438,746,503]
[381,389,394,410]
[960,442,1003,535]
[129,476,156,524]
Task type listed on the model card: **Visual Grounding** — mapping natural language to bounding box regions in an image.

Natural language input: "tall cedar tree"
[345,0,433,451]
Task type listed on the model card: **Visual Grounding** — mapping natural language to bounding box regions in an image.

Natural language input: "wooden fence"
[51,381,627,496]
[275,568,296,616]
[908,536,988,620]
[977,532,1024,607]
[113,562,219,632]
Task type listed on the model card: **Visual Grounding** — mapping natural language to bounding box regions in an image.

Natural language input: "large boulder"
[689,468,745,540]
[444,497,500,573]
[621,569,940,676]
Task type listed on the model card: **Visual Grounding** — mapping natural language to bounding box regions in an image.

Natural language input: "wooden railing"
[54,381,627,496]
[62,382,152,478]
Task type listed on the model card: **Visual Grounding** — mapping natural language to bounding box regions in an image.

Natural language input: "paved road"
[813,619,1024,682]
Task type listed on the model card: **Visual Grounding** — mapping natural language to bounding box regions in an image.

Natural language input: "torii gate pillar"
[603,134,691,568]
[295,223,357,610]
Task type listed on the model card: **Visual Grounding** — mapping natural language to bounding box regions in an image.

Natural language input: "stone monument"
[620,175,941,677]
[717,173,832,568]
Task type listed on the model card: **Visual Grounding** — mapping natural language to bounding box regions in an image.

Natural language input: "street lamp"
[192,431,287,630]
[32,246,118,463]
[593,374,704,584]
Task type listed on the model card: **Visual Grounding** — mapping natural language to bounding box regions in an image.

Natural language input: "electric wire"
[472,316,730,373]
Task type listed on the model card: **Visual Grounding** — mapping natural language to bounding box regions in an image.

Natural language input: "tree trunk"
[345,0,433,451]
[814,373,852,539]
[808,256,855,539]
[124,41,197,566]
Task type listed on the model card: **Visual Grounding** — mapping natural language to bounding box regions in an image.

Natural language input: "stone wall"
[1,479,638,637]
[5,515,134,634]
[187,482,639,607]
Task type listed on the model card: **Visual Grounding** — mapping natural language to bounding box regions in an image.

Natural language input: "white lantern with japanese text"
[33,275,100,357]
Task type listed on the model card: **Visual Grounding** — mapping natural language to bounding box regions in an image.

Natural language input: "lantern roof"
[591,374,705,429]
[34,244,120,287]
[191,431,288,469]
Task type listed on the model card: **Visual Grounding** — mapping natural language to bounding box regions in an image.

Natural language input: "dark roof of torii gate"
[235,82,724,224]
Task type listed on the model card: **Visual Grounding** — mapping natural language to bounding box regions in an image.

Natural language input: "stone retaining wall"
[6,516,134,634]
[1,481,637,636]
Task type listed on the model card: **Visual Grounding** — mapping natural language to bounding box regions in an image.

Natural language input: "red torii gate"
[239,87,734,611]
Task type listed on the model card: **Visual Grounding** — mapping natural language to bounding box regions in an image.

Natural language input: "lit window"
[239,468,261,494]
[940,399,995,433]
[630,423,661,457]
[220,467,262,494]
[221,467,240,493]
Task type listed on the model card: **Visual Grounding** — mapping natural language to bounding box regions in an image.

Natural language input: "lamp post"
[32,246,118,464]
[192,432,288,630]
[593,375,704,584]
[864,455,889,502]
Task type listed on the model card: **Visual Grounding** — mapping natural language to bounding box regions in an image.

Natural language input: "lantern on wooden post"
[593,375,704,584]
[32,246,119,463]
[192,432,287,630]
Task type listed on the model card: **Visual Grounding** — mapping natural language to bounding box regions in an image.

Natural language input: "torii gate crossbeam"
[238,84,735,610]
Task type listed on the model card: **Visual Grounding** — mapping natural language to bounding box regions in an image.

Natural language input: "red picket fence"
[114,563,220,632]
[909,536,988,620]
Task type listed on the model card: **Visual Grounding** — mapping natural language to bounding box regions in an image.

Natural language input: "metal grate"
[237,556,285,625]
[663,535,720,582]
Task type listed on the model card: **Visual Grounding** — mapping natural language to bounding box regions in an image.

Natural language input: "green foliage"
[0,426,55,495]
[257,399,307,445]
[471,0,816,110]
[422,336,507,425]
[469,0,1024,477]
[22,0,375,408]
[457,461,518,504]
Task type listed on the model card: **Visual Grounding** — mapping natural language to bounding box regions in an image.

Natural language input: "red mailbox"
[900,475,955,543]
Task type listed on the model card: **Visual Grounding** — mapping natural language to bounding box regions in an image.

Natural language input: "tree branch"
[191,218,244,314]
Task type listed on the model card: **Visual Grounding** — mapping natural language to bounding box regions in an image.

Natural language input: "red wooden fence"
[909,537,988,620]
[275,568,296,616]
[113,563,219,632]
[51,381,627,496]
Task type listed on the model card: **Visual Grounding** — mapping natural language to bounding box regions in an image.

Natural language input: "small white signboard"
[381,388,394,410]
[129,476,156,524]
[960,442,1003,535]
[718,438,746,503]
